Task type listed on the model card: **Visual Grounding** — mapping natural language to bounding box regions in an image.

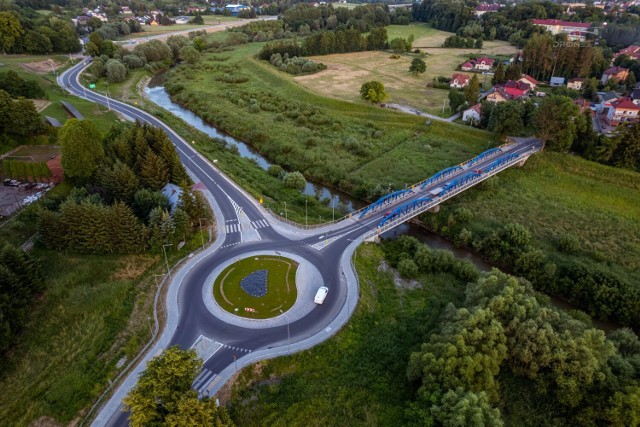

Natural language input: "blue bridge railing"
[359,188,414,219]
[466,147,502,169]
[483,153,520,173]
[378,197,433,227]
[420,166,464,190]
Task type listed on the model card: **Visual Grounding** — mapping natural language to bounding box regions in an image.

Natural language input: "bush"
[557,233,580,254]
[398,258,419,279]
[283,171,306,190]
[106,59,127,83]
[268,165,283,177]
[122,55,145,69]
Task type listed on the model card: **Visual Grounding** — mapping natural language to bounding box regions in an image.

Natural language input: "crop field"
[297,25,516,116]
[214,256,298,319]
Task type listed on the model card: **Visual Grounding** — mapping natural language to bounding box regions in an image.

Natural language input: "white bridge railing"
[363,147,540,241]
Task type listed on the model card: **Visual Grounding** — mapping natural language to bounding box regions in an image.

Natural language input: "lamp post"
[305,198,308,228]
[198,218,206,251]
[162,244,172,277]
[284,201,287,222]
[332,198,335,222]
[147,316,153,336]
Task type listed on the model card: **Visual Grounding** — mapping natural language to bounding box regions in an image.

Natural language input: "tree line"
[0,244,42,354]
[0,89,46,144]
[0,10,80,54]
[36,121,211,254]
[0,71,44,99]
[383,236,640,426]
[2,159,51,182]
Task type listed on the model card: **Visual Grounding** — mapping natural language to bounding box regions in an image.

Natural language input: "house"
[550,77,565,87]
[614,45,640,61]
[596,91,619,113]
[450,73,471,89]
[486,82,530,103]
[531,19,591,41]
[461,61,475,71]
[519,74,539,90]
[474,3,502,17]
[161,183,183,212]
[224,4,250,15]
[474,57,495,71]
[605,98,640,126]
[573,98,592,112]
[174,16,190,24]
[601,66,629,84]
[567,78,584,90]
[463,103,482,123]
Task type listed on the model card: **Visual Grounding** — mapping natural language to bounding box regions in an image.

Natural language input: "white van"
[314,286,329,304]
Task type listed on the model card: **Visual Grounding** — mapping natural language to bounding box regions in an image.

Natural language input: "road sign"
[89,83,96,89]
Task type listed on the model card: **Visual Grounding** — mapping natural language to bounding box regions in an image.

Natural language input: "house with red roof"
[450,73,471,89]
[601,66,629,84]
[474,3,502,17]
[486,81,530,103]
[532,19,591,41]
[475,57,495,71]
[614,45,640,61]
[461,61,475,71]
[605,98,640,126]
[519,74,539,90]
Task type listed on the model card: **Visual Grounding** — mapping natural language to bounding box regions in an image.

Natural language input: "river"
[144,80,616,333]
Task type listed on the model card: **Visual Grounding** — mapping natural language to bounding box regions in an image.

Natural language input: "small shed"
[161,183,183,213]
[549,77,565,87]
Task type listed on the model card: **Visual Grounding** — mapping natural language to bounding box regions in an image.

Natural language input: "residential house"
[474,3,502,17]
[474,57,495,71]
[550,77,565,87]
[596,91,619,113]
[486,81,530,103]
[567,78,584,90]
[461,61,475,71]
[463,103,482,123]
[224,4,250,15]
[601,66,629,84]
[531,19,591,41]
[161,183,183,213]
[519,74,539,90]
[613,45,640,61]
[450,73,471,89]
[605,98,640,126]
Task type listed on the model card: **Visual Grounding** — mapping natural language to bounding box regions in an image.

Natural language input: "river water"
[144,81,616,332]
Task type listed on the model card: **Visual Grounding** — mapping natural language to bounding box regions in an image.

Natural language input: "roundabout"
[213,255,298,319]
[202,250,325,328]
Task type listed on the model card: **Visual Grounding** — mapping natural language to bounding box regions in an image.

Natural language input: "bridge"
[356,138,542,242]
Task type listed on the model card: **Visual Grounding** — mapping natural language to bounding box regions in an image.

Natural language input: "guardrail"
[363,147,538,241]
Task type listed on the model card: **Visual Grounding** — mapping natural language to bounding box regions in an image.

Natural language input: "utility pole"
[284,201,287,222]
[305,199,308,228]
[198,218,205,251]
[332,198,335,222]
[162,244,172,277]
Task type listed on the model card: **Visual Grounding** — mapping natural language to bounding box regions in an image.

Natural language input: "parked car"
[314,286,329,304]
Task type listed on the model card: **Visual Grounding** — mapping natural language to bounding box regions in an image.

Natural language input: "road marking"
[190,335,223,363]
[251,219,270,230]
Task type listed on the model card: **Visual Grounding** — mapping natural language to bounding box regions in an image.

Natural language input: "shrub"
[283,171,306,191]
[268,165,284,177]
[558,233,581,254]
[398,258,419,279]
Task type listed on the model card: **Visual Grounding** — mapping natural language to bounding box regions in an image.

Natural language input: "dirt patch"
[112,255,159,280]
[29,416,62,427]
[31,99,51,112]
[378,260,422,290]
[20,59,63,74]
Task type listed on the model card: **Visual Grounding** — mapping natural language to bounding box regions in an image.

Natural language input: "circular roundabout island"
[213,255,299,319]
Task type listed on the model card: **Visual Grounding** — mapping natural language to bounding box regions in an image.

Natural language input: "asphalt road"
[58,59,540,426]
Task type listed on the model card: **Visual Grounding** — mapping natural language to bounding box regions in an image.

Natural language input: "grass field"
[297,24,516,117]
[226,244,467,425]
[214,256,298,319]
[122,16,240,39]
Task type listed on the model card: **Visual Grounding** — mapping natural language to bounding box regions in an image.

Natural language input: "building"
[550,77,565,87]
[161,183,183,213]
[519,74,539,90]
[605,98,640,126]
[614,45,640,61]
[462,103,482,123]
[486,81,530,103]
[596,91,619,113]
[224,4,250,15]
[531,19,591,41]
[174,16,190,24]
[567,78,584,90]
[460,57,495,72]
[450,73,471,89]
[474,3,502,17]
[632,88,640,107]
[573,98,592,112]
[601,66,629,84]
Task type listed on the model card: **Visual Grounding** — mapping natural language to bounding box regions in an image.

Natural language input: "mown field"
[123,15,240,39]
[297,24,516,116]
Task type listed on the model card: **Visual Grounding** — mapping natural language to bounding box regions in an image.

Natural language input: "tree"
[192,36,207,52]
[0,12,23,54]
[123,346,234,427]
[283,171,306,191]
[492,62,506,85]
[367,27,387,50]
[464,75,481,105]
[610,122,640,171]
[488,102,523,136]
[409,57,426,75]
[106,59,127,83]
[534,95,583,151]
[190,13,204,25]
[626,72,637,89]
[389,37,408,54]
[448,89,466,112]
[431,388,504,427]
[139,151,169,191]
[360,81,387,104]
[59,119,104,180]
[179,46,200,64]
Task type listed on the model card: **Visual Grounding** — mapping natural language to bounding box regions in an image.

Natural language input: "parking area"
[0,182,52,217]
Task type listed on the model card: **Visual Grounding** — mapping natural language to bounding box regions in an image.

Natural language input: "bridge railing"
[363,147,539,241]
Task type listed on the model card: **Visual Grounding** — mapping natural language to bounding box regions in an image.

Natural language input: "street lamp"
[147,316,153,337]
[283,201,287,222]
[305,198,308,228]
[198,218,207,251]
[162,244,172,277]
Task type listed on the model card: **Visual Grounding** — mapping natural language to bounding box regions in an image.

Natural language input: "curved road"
[58,59,541,426]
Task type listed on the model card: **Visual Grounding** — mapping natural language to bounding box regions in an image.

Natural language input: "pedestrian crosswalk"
[252,219,269,230]
[225,223,242,233]
[192,368,217,398]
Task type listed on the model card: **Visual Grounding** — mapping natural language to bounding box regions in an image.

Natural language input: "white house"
[463,104,482,123]
[567,78,584,90]
[605,98,640,126]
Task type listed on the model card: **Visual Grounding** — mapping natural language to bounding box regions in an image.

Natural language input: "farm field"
[122,16,240,39]
[297,24,516,116]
